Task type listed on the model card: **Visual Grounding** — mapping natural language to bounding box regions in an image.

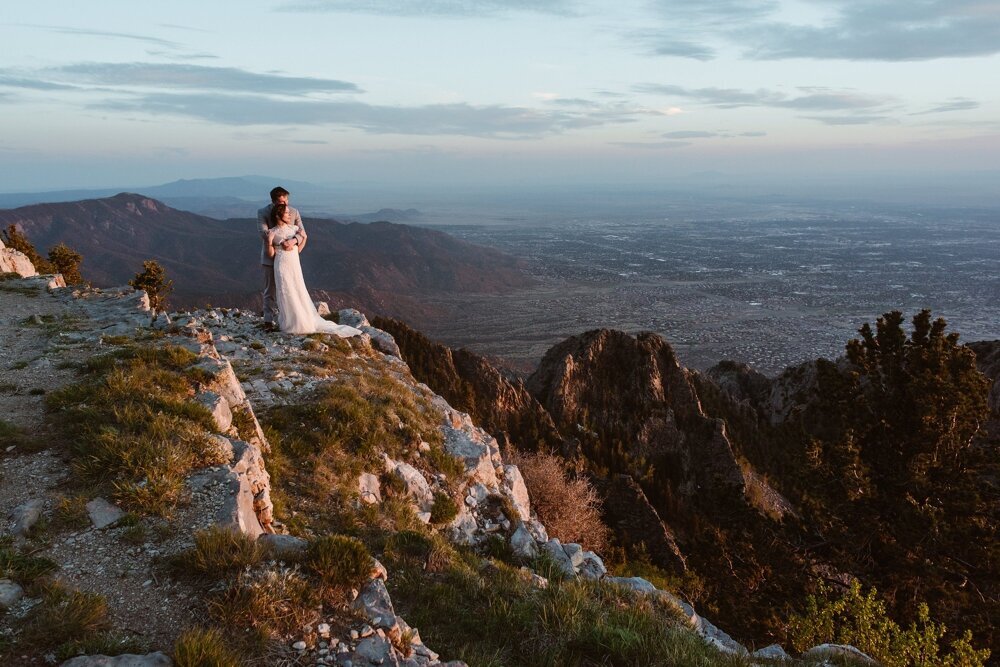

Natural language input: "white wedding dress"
[272,225,363,337]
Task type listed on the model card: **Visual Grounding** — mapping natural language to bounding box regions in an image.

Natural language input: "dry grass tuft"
[173,627,241,667]
[508,450,610,553]
[208,568,320,639]
[171,527,263,577]
[305,534,373,590]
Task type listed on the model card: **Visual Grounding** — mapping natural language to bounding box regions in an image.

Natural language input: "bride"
[267,204,363,337]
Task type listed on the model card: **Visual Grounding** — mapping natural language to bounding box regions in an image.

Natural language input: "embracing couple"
[258,186,361,337]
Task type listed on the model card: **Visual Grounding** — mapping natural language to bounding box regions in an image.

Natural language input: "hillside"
[0,193,534,320]
[2,240,944,665]
[374,317,1000,661]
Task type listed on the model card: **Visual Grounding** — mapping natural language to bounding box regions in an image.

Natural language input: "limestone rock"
[509,522,538,560]
[10,498,45,536]
[338,308,370,328]
[353,635,398,666]
[258,534,308,558]
[196,390,233,433]
[542,539,576,578]
[502,464,531,521]
[752,644,790,659]
[605,576,656,594]
[562,542,585,569]
[803,644,878,664]
[86,497,125,529]
[700,617,748,655]
[351,578,396,630]
[577,551,607,580]
[387,459,433,511]
[60,653,172,666]
[213,469,264,538]
[0,246,37,277]
[359,472,381,505]
[315,301,331,316]
[442,426,498,487]
[0,579,25,608]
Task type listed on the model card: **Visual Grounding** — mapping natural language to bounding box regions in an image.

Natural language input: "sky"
[2,0,999,199]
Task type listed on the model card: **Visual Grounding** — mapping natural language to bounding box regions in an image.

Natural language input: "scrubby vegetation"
[789,581,990,667]
[45,343,219,515]
[2,225,86,284]
[508,449,609,553]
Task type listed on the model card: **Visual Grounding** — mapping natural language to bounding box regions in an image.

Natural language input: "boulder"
[502,465,531,521]
[0,579,24,609]
[315,301,331,316]
[86,497,125,529]
[60,653,172,667]
[338,308,370,328]
[443,427,498,487]
[577,552,607,580]
[196,390,232,432]
[802,644,878,664]
[562,542,585,570]
[352,578,397,631]
[257,534,308,559]
[605,576,656,594]
[510,522,538,560]
[0,247,37,277]
[353,635,399,666]
[388,460,433,511]
[10,498,45,536]
[542,539,576,578]
[359,472,381,505]
[213,469,264,538]
[752,644,790,659]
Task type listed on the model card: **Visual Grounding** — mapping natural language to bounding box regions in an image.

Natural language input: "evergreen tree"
[47,243,85,285]
[2,225,54,273]
[129,260,173,313]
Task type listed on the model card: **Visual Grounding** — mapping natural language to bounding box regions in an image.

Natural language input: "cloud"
[662,130,717,138]
[145,50,221,61]
[610,140,691,149]
[277,0,576,17]
[801,115,890,125]
[911,98,980,115]
[23,25,183,48]
[0,76,77,91]
[90,92,642,138]
[637,83,891,111]
[636,0,1000,61]
[740,131,767,137]
[4,63,360,95]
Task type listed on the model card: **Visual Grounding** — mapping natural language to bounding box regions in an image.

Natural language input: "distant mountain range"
[0,176,415,223]
[0,193,533,319]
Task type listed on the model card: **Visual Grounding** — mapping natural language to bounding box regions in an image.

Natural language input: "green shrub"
[430,491,459,525]
[173,627,240,667]
[56,632,145,662]
[789,581,990,667]
[305,535,372,589]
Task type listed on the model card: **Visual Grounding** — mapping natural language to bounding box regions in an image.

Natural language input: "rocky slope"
[363,316,999,660]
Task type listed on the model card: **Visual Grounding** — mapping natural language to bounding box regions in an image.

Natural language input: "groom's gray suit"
[258,203,306,325]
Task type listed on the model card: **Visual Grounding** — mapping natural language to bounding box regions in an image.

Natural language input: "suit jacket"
[258,203,305,266]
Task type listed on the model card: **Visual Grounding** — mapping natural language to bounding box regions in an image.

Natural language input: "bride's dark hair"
[269,203,288,229]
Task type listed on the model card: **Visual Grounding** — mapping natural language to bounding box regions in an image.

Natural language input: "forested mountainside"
[374,315,1000,658]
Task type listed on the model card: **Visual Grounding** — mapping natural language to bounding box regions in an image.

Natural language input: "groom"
[258,186,306,331]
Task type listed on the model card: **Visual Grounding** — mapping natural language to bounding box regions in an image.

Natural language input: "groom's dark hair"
[270,186,290,202]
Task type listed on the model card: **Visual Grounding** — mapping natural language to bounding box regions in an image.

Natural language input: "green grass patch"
[430,491,459,525]
[387,554,745,666]
[304,534,372,590]
[15,583,109,653]
[45,344,217,516]
[51,494,92,531]
[0,535,59,588]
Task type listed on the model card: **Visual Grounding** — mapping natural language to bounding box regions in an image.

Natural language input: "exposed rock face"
[0,238,37,277]
[594,475,687,574]
[372,317,563,453]
[527,329,746,502]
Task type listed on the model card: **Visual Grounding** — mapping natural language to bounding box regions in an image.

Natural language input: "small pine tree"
[47,243,85,285]
[2,224,54,273]
[129,260,173,313]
